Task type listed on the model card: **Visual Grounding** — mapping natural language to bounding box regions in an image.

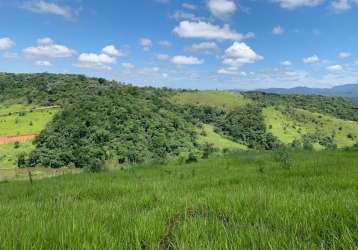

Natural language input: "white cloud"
[222,42,263,68]
[24,38,75,58]
[273,26,285,35]
[34,60,52,66]
[173,21,251,41]
[3,52,18,59]
[171,55,204,65]
[102,45,125,57]
[208,0,237,19]
[331,0,351,12]
[22,1,75,19]
[338,52,351,59]
[140,38,152,51]
[157,54,170,60]
[140,38,152,47]
[186,42,218,51]
[303,55,320,63]
[0,37,15,50]
[121,62,135,69]
[326,64,343,71]
[274,0,324,9]
[152,67,160,72]
[171,11,203,21]
[217,68,238,75]
[158,40,171,46]
[182,3,196,10]
[36,37,53,45]
[76,53,116,71]
[162,73,169,78]
[281,60,292,66]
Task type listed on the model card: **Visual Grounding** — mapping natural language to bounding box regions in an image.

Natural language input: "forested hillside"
[1,73,358,169]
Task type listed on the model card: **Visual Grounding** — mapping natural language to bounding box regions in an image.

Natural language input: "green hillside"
[171,91,250,111]
[1,150,357,249]
[264,106,358,148]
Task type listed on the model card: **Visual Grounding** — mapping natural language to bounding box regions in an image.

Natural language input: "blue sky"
[1,0,358,89]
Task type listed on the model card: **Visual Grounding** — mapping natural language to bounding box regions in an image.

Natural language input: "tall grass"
[0,150,357,249]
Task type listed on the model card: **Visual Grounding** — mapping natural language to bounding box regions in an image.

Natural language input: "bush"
[87,158,104,173]
[274,149,293,170]
[17,153,27,168]
[202,143,216,159]
[186,152,198,164]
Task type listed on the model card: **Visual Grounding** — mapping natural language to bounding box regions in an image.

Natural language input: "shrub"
[274,149,293,170]
[87,158,104,173]
[17,153,27,168]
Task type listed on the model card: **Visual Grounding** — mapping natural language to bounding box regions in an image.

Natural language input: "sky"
[1,0,358,90]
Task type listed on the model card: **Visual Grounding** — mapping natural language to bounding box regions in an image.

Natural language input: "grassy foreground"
[1,150,357,249]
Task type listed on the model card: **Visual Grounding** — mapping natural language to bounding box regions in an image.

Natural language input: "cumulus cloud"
[217,68,238,75]
[173,21,252,41]
[158,40,171,46]
[331,0,352,12]
[34,60,52,66]
[121,63,135,70]
[186,42,218,52]
[339,52,351,59]
[171,55,204,65]
[208,0,237,19]
[326,64,343,71]
[274,0,324,9]
[23,38,75,58]
[182,3,196,10]
[76,53,116,71]
[272,26,285,35]
[102,45,125,57]
[222,42,263,68]
[281,60,292,66]
[140,38,152,51]
[157,54,170,60]
[303,55,320,63]
[22,1,76,19]
[0,37,15,50]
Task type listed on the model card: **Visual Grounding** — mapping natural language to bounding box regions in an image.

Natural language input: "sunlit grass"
[0,150,357,249]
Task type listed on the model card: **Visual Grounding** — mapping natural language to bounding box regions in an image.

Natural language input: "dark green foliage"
[274,148,293,169]
[202,143,216,159]
[244,92,358,121]
[215,105,280,149]
[17,153,27,168]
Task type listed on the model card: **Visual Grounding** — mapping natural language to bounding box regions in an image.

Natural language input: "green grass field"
[0,150,357,249]
[0,107,59,136]
[170,91,250,111]
[197,124,247,151]
[0,141,35,169]
[0,104,60,169]
[263,106,358,148]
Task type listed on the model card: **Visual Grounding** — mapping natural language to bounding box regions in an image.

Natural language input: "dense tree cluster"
[244,92,358,122]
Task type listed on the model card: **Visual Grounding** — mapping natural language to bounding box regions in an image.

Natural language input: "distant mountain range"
[253,84,358,99]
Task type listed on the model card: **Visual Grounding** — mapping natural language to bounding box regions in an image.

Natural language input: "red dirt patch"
[0,134,36,145]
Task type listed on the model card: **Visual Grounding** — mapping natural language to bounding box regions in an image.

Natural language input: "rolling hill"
[0,73,358,170]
